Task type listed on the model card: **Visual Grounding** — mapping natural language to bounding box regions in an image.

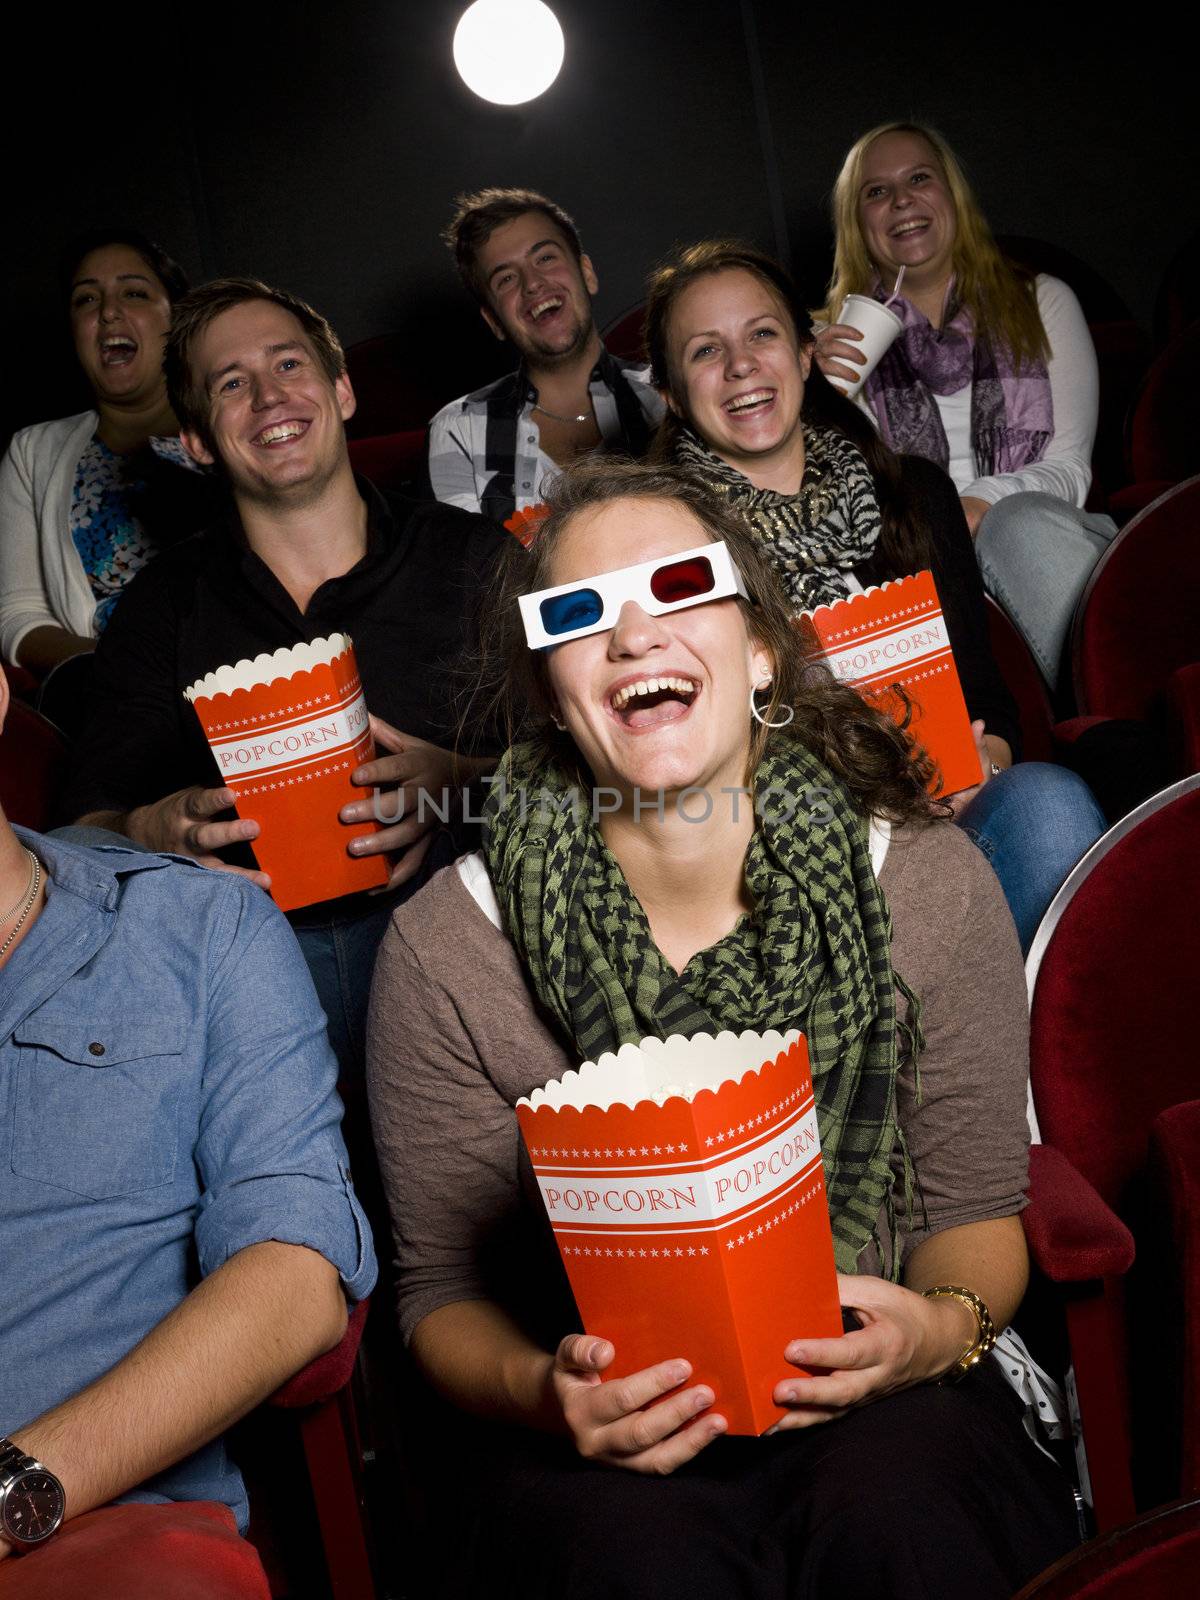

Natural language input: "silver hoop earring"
[750,678,794,729]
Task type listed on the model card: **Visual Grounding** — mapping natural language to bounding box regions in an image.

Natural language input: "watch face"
[3,1472,65,1543]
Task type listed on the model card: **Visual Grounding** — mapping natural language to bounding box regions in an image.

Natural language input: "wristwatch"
[0,1437,66,1550]
[921,1284,997,1383]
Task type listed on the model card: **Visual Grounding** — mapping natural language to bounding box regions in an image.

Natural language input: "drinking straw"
[883,265,906,307]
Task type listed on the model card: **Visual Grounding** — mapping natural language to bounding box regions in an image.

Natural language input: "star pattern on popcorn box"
[563,1243,712,1259]
[823,600,930,642]
[528,1140,693,1161]
[528,1086,809,1163]
[208,690,344,731]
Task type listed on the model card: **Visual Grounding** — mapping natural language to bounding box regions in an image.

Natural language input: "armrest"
[1108,479,1177,520]
[1,658,38,698]
[1051,714,1112,750]
[270,1296,369,1409]
[1023,1143,1136,1281]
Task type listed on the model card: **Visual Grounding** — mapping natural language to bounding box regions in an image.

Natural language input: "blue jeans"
[957,764,1107,953]
[975,492,1116,686]
[292,829,458,1080]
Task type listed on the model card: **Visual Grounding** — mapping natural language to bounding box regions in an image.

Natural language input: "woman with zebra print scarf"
[643,240,1105,952]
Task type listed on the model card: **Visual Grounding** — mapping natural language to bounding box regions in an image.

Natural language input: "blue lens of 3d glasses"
[539,587,605,636]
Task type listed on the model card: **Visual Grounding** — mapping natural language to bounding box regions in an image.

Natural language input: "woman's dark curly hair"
[60,226,190,308]
[643,239,934,583]
[470,458,940,825]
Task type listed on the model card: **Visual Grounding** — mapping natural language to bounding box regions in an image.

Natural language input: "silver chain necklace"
[0,849,41,962]
[533,401,593,425]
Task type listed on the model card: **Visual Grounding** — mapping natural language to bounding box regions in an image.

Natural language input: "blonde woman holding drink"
[815,122,1115,688]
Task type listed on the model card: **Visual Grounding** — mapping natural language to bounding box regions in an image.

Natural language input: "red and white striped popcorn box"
[184,633,390,912]
[516,1029,842,1436]
[798,569,980,796]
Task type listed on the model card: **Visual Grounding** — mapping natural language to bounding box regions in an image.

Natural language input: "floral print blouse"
[70,434,202,630]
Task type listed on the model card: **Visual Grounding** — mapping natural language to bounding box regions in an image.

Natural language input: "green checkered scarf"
[483,739,919,1273]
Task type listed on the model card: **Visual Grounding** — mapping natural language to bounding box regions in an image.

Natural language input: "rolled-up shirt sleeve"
[193,884,376,1302]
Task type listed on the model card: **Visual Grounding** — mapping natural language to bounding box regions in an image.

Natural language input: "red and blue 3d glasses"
[519,541,749,650]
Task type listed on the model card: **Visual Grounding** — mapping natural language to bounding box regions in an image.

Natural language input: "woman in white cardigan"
[0,228,217,681]
[814,123,1115,687]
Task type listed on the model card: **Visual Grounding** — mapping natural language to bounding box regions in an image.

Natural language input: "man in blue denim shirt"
[0,672,376,1593]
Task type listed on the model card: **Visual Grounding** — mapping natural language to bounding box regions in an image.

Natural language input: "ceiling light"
[453,0,565,106]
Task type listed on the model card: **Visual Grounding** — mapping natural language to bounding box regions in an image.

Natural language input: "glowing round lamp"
[453,0,565,105]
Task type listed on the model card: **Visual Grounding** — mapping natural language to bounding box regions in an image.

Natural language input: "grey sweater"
[366,818,1030,1345]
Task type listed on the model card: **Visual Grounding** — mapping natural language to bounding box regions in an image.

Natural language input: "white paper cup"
[832,294,904,397]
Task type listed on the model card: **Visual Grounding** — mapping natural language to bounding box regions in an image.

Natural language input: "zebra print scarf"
[673,424,883,611]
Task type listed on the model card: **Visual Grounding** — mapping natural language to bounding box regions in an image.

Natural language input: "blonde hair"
[816,121,1049,370]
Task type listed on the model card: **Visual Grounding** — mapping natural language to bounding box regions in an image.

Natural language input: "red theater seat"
[1066,476,1200,731]
[993,238,1150,506]
[601,301,647,363]
[1154,230,1200,348]
[269,1297,374,1597]
[1023,776,1200,1527]
[1085,320,1153,509]
[1014,1497,1200,1598]
[0,697,68,828]
[1110,324,1200,518]
[343,334,440,439]
[250,1297,376,1599]
[985,595,1056,763]
[2,658,38,699]
[348,429,428,493]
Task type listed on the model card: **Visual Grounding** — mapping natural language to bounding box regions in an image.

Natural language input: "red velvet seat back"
[1087,320,1153,504]
[1125,323,1200,486]
[1073,477,1200,720]
[984,595,1055,763]
[347,429,428,492]
[343,334,442,439]
[1029,781,1200,1213]
[0,699,68,829]
[1154,228,1200,346]
[1013,1497,1200,1598]
[601,302,647,363]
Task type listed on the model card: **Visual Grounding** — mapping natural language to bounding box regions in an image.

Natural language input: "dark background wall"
[3,2,1190,442]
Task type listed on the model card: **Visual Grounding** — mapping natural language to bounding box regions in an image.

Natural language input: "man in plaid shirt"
[429,188,663,543]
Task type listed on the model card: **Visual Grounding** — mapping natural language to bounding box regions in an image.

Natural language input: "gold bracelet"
[921,1284,996,1383]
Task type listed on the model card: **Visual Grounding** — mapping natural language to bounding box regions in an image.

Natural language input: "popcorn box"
[798,570,981,797]
[516,1029,842,1436]
[184,634,390,912]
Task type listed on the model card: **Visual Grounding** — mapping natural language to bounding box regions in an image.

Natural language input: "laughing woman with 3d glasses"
[366,458,1078,1599]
